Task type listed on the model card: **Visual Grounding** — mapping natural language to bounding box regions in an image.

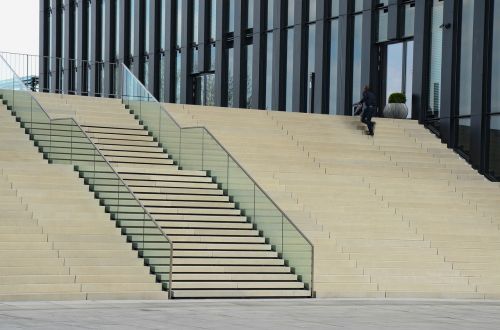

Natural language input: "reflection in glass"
[354,0,363,12]
[458,0,474,117]
[193,0,199,44]
[210,0,216,40]
[428,0,443,120]
[351,15,362,107]
[329,19,339,114]
[489,116,500,179]
[285,28,293,112]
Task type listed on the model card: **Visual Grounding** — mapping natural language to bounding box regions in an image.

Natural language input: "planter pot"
[383,103,408,119]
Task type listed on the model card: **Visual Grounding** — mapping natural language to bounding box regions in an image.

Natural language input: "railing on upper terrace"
[0,51,119,97]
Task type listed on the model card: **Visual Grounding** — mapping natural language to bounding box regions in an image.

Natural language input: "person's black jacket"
[358,90,377,108]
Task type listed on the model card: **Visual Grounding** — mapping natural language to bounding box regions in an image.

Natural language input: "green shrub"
[388,92,407,104]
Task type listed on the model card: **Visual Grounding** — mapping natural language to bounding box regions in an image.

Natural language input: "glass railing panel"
[179,127,203,171]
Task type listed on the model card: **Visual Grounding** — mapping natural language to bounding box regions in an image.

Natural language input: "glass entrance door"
[381,40,414,118]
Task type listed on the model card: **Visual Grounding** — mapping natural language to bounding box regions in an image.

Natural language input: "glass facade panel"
[246,44,253,107]
[458,0,474,117]
[457,117,471,155]
[287,0,294,26]
[404,3,415,37]
[309,0,317,22]
[228,0,235,33]
[193,0,199,44]
[330,0,339,17]
[352,14,362,107]
[265,32,273,110]
[489,116,500,179]
[329,19,339,115]
[210,0,216,40]
[285,28,294,112]
[267,0,274,30]
[176,0,182,46]
[378,9,388,42]
[491,0,500,114]
[175,50,181,103]
[307,24,316,112]
[354,0,363,13]
[427,0,443,120]
[248,0,254,29]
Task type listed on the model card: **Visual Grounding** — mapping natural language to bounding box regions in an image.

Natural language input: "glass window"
[386,43,404,102]
[267,0,274,30]
[130,0,134,57]
[192,47,199,73]
[404,3,415,37]
[265,32,273,110]
[246,44,253,108]
[330,0,339,17]
[351,14,362,107]
[458,0,474,117]
[228,47,234,107]
[428,0,443,120]
[248,0,254,29]
[354,0,363,13]
[193,0,199,44]
[228,0,235,33]
[176,0,182,46]
[307,24,316,113]
[144,0,150,86]
[378,9,388,42]
[175,50,181,103]
[287,0,294,26]
[210,0,216,41]
[490,0,500,114]
[309,0,317,22]
[115,0,119,59]
[329,19,339,114]
[209,44,216,71]
[285,28,294,112]
[489,116,500,179]
[457,117,471,155]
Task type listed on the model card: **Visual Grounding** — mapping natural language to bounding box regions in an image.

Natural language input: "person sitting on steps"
[355,85,377,136]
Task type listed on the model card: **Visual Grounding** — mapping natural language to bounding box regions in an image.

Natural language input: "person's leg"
[365,108,374,135]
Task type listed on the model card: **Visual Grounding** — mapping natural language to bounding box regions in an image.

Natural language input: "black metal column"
[271,0,286,111]
[469,0,488,171]
[62,0,72,94]
[233,0,246,108]
[180,0,193,104]
[439,0,459,146]
[412,0,431,123]
[103,0,113,97]
[215,0,228,106]
[148,0,161,99]
[338,0,352,115]
[76,0,86,95]
[49,0,58,93]
[313,0,328,114]
[132,0,143,80]
[292,0,307,113]
[118,0,130,67]
[163,0,176,102]
[89,0,98,96]
[39,0,48,93]
[251,0,266,109]
[360,0,378,101]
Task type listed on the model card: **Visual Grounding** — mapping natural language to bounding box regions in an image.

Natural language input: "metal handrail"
[122,64,314,292]
[0,54,174,298]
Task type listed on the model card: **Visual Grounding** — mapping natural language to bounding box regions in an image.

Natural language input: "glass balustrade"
[122,65,314,292]
[0,55,173,296]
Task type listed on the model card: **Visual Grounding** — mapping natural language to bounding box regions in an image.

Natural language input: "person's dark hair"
[364,85,371,92]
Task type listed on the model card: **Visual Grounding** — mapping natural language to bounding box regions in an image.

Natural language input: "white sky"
[0,0,39,55]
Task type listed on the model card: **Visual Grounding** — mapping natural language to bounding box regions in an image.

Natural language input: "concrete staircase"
[165,104,500,299]
[31,93,311,299]
[0,102,167,301]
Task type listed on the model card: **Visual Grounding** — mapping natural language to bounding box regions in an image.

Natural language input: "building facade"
[39,0,500,181]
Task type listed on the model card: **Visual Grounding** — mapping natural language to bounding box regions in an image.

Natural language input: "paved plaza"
[0,299,499,329]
